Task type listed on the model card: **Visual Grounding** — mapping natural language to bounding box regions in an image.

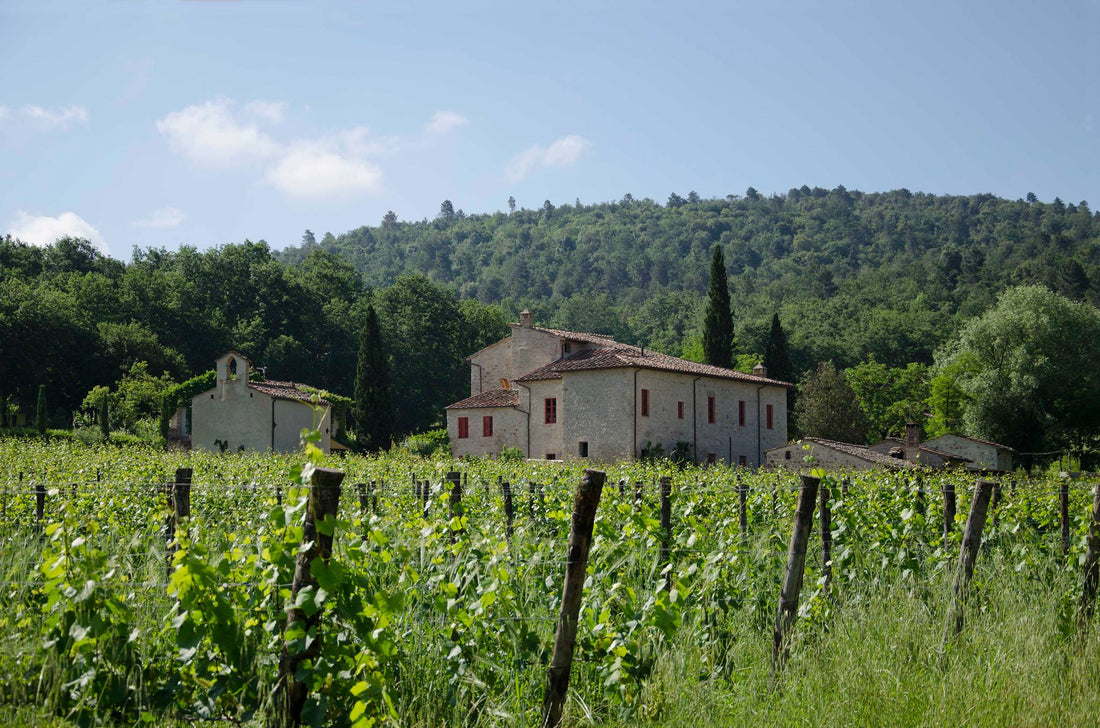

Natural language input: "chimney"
[519,309,534,329]
[753,363,767,378]
[904,422,920,463]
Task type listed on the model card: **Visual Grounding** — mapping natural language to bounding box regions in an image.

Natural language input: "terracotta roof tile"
[515,346,793,387]
[445,389,521,409]
[249,380,331,406]
[528,325,626,347]
[875,438,971,461]
[799,438,919,469]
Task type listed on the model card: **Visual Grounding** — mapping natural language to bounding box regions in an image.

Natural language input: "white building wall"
[924,435,1011,471]
[446,407,525,458]
[192,385,272,452]
[509,326,567,389]
[563,369,635,462]
[526,379,564,459]
[273,399,332,453]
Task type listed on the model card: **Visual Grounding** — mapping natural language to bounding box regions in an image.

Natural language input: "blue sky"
[1,0,1097,260]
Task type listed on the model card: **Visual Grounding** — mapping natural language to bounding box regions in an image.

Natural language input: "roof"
[445,388,521,409]
[927,434,1017,453]
[775,438,918,470]
[875,438,970,461]
[506,322,626,348]
[249,380,332,406]
[515,346,793,388]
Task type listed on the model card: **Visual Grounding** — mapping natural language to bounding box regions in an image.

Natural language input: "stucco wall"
[527,379,565,459]
[273,399,332,453]
[924,435,1012,471]
[447,407,525,458]
[192,384,331,454]
[766,442,875,471]
[509,326,567,388]
[469,338,512,395]
[563,369,635,461]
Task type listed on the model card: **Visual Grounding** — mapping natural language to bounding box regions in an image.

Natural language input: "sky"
[1,0,1097,260]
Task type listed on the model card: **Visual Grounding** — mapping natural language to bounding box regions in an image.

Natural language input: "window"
[738,400,746,426]
[706,453,717,464]
[546,453,557,460]
[785,450,792,460]
[483,416,493,437]
[228,356,237,379]
[708,396,715,424]
[544,398,557,424]
[766,404,774,430]
[578,441,589,458]
[739,455,747,467]
[677,401,684,419]
[457,417,469,439]
[641,389,650,417]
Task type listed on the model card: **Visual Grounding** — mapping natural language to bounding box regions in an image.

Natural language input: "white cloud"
[18,104,88,129]
[132,207,185,229]
[425,110,469,134]
[243,100,287,124]
[265,143,382,199]
[8,211,105,252]
[506,134,592,182]
[156,99,280,167]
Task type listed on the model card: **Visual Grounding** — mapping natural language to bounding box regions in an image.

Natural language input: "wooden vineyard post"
[371,480,378,514]
[356,482,369,521]
[819,479,832,586]
[528,481,537,520]
[501,479,515,539]
[769,474,819,690]
[990,481,1002,529]
[35,482,46,532]
[1079,482,1100,629]
[942,479,956,543]
[943,479,994,646]
[618,479,625,499]
[167,468,192,578]
[914,475,926,519]
[275,483,283,507]
[275,467,344,727]
[447,471,464,542]
[738,478,749,543]
[1060,476,1071,556]
[841,477,849,499]
[659,476,672,590]
[634,481,643,512]
[542,469,605,728]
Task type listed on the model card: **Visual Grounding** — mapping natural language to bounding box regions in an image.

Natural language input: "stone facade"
[447,314,790,465]
[191,352,333,454]
[923,434,1015,472]
[766,438,917,471]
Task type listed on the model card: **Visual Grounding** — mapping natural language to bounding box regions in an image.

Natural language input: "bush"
[500,445,525,461]
[401,428,451,457]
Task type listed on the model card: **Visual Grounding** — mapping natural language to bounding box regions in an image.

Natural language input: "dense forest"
[2,187,1098,451]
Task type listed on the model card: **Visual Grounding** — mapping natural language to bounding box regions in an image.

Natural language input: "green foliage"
[934,285,1100,452]
[702,245,734,368]
[763,313,791,382]
[925,358,976,438]
[499,445,525,461]
[400,428,451,457]
[845,357,930,442]
[35,384,46,434]
[353,305,396,452]
[795,361,870,443]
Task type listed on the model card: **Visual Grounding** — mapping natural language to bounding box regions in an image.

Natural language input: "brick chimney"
[753,363,767,378]
[904,422,920,463]
[519,309,534,329]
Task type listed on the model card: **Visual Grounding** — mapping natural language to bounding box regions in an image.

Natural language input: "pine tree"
[35,384,47,434]
[702,245,734,368]
[763,313,790,381]
[354,305,396,452]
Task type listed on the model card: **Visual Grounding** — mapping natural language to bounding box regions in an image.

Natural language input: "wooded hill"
[279,188,1099,376]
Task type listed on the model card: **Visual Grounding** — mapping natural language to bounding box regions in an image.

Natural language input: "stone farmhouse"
[445,311,792,464]
[766,437,920,471]
[188,352,334,454]
[923,434,1015,472]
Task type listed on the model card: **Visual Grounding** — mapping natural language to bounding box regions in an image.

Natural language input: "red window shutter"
[641,389,649,417]
[708,396,715,424]
[545,398,557,424]
[766,403,773,430]
[677,401,684,419]
[483,416,493,437]
[738,400,746,426]
[457,417,469,439]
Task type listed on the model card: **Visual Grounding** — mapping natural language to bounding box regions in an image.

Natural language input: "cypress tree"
[702,245,734,368]
[354,305,396,452]
[763,313,791,381]
[35,384,47,434]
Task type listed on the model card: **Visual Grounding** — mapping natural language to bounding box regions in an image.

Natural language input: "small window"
[677,401,684,419]
[708,396,715,424]
[738,400,746,426]
[641,389,649,417]
[546,453,557,460]
[457,417,469,439]
[563,342,571,354]
[545,398,557,424]
[578,441,589,458]
[228,357,237,379]
[482,416,493,437]
[739,455,747,467]
[706,453,717,464]
[785,450,792,460]
[766,404,774,430]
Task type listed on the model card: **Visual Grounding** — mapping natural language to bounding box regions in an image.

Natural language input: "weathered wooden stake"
[914,475,926,519]
[501,479,515,539]
[447,471,463,542]
[943,479,994,645]
[618,479,625,498]
[542,469,605,728]
[1060,477,1071,555]
[275,467,344,727]
[659,476,672,590]
[275,483,283,507]
[841,477,850,499]
[1079,482,1100,629]
[942,479,956,543]
[356,482,369,520]
[738,478,749,543]
[819,480,832,586]
[370,479,378,514]
[634,480,643,512]
[990,480,1002,529]
[167,468,191,578]
[769,474,819,689]
[528,481,537,520]
[35,482,46,531]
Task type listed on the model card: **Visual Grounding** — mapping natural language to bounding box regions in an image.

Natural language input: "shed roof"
[249,380,332,406]
[776,437,918,470]
[928,434,1017,453]
[515,346,793,388]
[445,389,521,409]
[875,438,971,462]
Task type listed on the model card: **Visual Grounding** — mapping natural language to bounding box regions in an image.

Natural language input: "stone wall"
[447,406,525,458]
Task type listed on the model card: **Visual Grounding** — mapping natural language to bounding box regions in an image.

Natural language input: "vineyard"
[1,438,1100,727]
